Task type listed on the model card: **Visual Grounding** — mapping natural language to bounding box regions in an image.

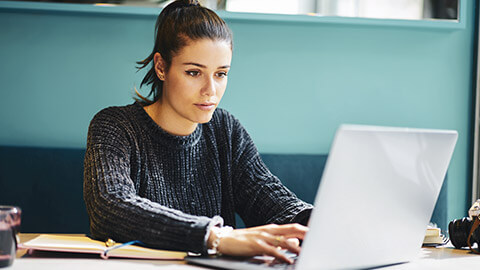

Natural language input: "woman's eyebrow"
[183,62,230,69]
[183,62,206,68]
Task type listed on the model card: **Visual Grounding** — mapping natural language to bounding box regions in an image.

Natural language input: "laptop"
[186,124,458,270]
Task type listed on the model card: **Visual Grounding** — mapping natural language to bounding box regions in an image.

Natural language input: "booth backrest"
[0,146,448,233]
[0,146,89,233]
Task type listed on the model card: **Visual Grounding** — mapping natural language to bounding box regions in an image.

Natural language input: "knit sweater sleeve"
[83,108,217,253]
[223,111,314,227]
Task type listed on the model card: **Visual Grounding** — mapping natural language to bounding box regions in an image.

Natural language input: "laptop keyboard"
[185,251,299,270]
[245,252,298,269]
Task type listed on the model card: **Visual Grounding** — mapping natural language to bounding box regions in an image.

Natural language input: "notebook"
[19,234,186,260]
[186,124,458,270]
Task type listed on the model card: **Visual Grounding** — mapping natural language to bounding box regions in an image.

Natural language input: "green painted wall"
[0,1,476,223]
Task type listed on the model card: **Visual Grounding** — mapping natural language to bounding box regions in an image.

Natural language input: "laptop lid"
[297,125,458,270]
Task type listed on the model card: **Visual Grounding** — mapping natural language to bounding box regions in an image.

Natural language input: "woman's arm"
[83,109,215,253]
[225,114,313,227]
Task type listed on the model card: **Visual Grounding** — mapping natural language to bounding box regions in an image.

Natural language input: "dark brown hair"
[136,0,233,105]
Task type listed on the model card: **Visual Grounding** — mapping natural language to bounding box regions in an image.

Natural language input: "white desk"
[10,234,480,270]
[388,244,480,269]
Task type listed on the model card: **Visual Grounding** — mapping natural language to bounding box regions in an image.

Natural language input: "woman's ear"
[153,52,166,81]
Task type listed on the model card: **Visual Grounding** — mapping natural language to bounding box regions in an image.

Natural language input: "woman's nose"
[201,77,216,96]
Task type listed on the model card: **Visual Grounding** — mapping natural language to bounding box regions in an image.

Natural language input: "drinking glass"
[0,206,21,268]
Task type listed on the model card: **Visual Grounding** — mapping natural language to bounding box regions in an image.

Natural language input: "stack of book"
[423,227,447,247]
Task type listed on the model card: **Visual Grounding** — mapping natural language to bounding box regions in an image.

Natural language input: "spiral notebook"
[19,234,186,260]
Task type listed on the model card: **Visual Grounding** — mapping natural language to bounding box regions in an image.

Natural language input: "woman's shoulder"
[89,103,142,128]
[209,107,256,153]
[91,103,136,121]
[87,103,142,138]
[211,107,239,126]
[209,107,245,134]
[209,107,249,139]
[86,103,143,148]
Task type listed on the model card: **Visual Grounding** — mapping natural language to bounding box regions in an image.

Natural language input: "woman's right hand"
[207,223,309,264]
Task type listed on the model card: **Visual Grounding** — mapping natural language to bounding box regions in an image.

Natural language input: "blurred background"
[10,0,458,20]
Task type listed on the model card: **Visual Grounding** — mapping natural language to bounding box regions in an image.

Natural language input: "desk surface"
[10,234,480,270]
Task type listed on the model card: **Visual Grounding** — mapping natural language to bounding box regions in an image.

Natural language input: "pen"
[101,239,144,259]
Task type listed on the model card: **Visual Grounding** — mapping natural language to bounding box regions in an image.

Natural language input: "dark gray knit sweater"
[83,102,313,253]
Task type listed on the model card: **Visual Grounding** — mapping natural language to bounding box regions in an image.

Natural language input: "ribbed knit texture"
[83,102,313,253]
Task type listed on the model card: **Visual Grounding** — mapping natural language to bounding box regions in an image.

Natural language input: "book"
[18,234,186,260]
[423,227,447,246]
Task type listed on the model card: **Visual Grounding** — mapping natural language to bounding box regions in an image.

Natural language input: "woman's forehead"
[172,39,232,67]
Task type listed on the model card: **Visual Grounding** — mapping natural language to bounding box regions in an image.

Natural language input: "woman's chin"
[195,112,215,124]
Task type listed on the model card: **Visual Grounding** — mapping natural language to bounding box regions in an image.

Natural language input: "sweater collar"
[132,102,202,148]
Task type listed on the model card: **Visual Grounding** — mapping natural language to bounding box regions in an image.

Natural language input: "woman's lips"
[195,103,216,111]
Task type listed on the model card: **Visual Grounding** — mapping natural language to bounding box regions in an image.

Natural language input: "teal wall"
[0,1,476,223]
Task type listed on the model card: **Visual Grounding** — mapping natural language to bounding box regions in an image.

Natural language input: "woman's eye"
[186,70,200,77]
[216,72,228,78]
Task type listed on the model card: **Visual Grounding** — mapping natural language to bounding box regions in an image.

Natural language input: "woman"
[83,0,312,263]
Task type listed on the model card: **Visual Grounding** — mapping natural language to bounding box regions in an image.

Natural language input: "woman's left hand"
[208,223,308,264]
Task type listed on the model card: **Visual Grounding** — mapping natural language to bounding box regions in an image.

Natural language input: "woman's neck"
[144,101,198,136]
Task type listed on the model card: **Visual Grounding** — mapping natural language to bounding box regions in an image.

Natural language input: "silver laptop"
[187,124,458,270]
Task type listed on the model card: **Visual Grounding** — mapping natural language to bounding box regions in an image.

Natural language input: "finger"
[259,224,309,240]
[283,239,301,254]
[259,234,301,254]
[256,239,294,264]
[286,238,300,247]
[259,223,308,234]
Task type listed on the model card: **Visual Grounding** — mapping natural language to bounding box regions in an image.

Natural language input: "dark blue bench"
[0,146,448,233]
[0,146,89,233]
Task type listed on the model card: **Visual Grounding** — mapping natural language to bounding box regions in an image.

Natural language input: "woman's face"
[154,38,232,131]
